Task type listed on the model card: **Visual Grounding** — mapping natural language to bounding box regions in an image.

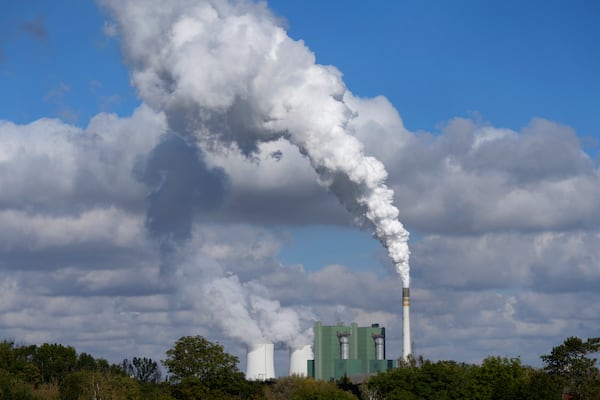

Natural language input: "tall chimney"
[245,343,275,381]
[289,344,313,376]
[403,287,411,359]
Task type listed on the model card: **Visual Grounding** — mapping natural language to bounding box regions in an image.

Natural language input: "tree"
[521,367,562,400]
[0,368,36,400]
[162,335,247,399]
[541,336,600,399]
[265,376,358,400]
[60,371,142,400]
[77,352,99,371]
[470,356,528,400]
[0,340,41,386]
[365,358,475,400]
[122,356,162,383]
[33,343,78,384]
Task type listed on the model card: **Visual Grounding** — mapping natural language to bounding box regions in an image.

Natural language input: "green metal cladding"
[308,321,397,380]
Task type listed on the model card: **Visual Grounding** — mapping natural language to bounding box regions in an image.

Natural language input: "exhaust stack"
[289,345,313,377]
[245,343,275,381]
[403,287,411,359]
[337,332,351,360]
[372,333,385,360]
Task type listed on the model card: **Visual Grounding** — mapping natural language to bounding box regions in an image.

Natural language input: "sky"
[1,0,599,375]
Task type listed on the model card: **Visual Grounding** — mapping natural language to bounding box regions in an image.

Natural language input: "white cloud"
[0,104,166,214]
[0,208,144,251]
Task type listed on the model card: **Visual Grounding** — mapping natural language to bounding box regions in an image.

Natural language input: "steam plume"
[103,0,411,287]
[135,130,314,347]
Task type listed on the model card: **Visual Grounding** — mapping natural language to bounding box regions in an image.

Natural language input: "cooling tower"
[288,344,313,376]
[403,287,412,359]
[245,343,275,381]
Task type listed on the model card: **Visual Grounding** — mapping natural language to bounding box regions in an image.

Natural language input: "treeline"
[1,336,599,399]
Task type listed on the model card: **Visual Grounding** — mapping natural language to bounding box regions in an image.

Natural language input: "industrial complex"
[245,321,398,381]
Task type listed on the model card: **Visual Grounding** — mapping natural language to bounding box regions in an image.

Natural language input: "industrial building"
[308,321,396,380]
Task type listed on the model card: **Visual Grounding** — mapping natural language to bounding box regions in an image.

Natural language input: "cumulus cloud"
[0,104,166,214]
[350,113,600,234]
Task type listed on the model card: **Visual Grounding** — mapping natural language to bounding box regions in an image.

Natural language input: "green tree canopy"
[163,336,240,383]
[122,356,162,383]
[33,343,78,384]
[162,335,250,399]
[366,358,475,400]
[60,371,142,400]
[471,356,528,400]
[266,376,358,400]
[541,336,600,399]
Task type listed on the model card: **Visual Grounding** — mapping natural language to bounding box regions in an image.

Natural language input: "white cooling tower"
[245,343,275,381]
[403,287,412,359]
[288,345,313,376]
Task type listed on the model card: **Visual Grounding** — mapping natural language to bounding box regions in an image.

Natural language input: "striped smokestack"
[403,287,411,359]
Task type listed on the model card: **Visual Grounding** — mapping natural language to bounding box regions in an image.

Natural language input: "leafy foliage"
[33,343,78,384]
[265,376,358,400]
[163,335,255,399]
[121,356,163,383]
[163,335,241,383]
[0,367,36,400]
[0,335,598,400]
[470,356,528,400]
[59,370,142,400]
[364,350,597,400]
[541,336,600,399]
[366,358,475,400]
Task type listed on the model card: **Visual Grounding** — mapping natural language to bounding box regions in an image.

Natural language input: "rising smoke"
[103,0,410,345]
[133,130,315,346]
[176,243,315,348]
[133,132,228,275]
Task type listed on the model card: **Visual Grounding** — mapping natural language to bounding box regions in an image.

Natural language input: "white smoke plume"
[102,0,411,287]
[205,277,314,348]
[102,0,410,352]
[176,233,315,348]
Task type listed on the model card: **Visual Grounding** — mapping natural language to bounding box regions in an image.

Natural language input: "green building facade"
[308,321,397,380]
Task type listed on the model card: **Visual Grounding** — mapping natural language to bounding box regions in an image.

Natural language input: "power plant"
[244,322,400,380]
[107,0,416,384]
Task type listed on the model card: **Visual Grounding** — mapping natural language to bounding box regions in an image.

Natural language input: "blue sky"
[1,0,599,374]
[0,1,136,123]
[3,1,598,137]
[271,0,599,137]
